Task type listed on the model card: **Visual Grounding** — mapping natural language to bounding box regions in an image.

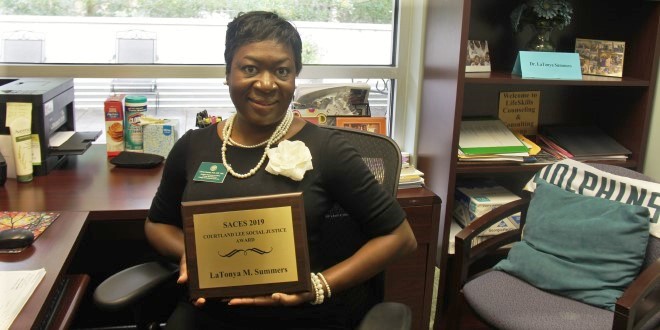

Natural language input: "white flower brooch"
[265,140,313,181]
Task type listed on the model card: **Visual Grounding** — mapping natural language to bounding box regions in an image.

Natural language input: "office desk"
[0,145,440,330]
[0,211,88,330]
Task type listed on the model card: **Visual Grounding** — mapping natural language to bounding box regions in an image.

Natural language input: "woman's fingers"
[177,254,188,284]
[227,292,314,306]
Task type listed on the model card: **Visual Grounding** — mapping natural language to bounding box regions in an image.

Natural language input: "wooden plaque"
[181,192,311,299]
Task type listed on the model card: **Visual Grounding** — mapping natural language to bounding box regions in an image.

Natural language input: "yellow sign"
[498,91,540,136]
[193,206,298,289]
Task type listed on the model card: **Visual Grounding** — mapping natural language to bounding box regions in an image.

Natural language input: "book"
[575,38,625,78]
[399,163,425,189]
[0,211,60,253]
[459,119,529,155]
[541,126,631,158]
[537,134,574,159]
[465,40,491,73]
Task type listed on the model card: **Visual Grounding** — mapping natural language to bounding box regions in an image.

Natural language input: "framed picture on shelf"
[335,116,387,135]
[465,40,491,72]
[574,38,625,77]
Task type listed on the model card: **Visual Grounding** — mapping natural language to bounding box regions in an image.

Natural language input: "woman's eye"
[242,66,257,75]
[276,68,290,78]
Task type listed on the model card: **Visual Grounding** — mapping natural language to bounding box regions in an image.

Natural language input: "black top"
[148,122,406,328]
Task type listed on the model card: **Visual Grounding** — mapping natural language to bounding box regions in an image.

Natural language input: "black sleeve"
[147,129,191,228]
[320,130,406,238]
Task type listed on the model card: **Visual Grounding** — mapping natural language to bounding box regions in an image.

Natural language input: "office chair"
[111,29,160,114]
[1,30,45,63]
[448,163,660,330]
[94,125,412,330]
[114,29,157,64]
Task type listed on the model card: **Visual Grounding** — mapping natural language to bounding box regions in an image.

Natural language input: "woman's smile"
[249,97,278,107]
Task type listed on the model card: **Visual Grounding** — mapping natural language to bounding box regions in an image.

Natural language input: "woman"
[145,11,417,329]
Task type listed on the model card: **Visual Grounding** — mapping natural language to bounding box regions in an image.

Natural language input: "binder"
[459,119,529,155]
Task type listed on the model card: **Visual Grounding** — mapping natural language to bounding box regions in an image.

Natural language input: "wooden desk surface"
[0,146,162,220]
[0,144,436,219]
[0,211,88,329]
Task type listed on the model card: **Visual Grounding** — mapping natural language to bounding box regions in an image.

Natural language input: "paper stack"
[458,119,532,164]
[539,125,631,162]
[399,152,424,189]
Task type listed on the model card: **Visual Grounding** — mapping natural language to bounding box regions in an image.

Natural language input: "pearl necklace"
[227,136,267,148]
[221,111,294,179]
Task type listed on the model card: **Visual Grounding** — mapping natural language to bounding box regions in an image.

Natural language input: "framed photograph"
[335,116,387,135]
[465,40,491,72]
[181,192,311,299]
[575,38,625,77]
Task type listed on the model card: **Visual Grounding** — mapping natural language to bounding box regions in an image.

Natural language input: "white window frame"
[0,0,427,156]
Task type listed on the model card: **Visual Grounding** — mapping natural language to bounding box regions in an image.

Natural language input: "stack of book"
[538,126,631,162]
[399,152,425,189]
[458,119,532,164]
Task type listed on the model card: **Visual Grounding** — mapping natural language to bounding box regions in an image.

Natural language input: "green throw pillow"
[494,180,650,311]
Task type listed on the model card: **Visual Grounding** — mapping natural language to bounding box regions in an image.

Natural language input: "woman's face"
[227,40,297,127]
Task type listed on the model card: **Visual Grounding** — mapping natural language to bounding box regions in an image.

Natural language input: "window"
[0,1,423,150]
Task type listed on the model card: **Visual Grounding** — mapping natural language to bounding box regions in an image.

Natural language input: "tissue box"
[143,119,179,158]
[453,183,521,236]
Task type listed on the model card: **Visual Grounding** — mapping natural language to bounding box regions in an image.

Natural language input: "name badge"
[194,162,228,183]
[512,51,582,80]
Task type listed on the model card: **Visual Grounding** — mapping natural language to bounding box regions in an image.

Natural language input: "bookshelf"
[418,1,660,328]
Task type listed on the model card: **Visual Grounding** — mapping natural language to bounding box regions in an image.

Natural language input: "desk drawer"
[403,205,433,243]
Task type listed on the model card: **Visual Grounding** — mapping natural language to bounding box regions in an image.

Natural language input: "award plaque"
[181,192,311,299]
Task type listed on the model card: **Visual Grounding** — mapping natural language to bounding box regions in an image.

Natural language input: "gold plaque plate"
[182,192,311,299]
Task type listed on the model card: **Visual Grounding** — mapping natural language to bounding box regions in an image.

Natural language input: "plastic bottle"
[124,95,148,152]
[9,117,33,182]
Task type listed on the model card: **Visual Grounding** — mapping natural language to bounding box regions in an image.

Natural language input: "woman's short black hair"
[225,11,303,74]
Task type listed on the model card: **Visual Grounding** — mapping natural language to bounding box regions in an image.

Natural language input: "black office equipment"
[0,77,101,176]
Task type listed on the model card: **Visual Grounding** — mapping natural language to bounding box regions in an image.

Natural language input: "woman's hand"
[176,253,207,307]
[228,291,315,306]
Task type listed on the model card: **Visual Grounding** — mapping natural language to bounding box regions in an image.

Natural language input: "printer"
[0,77,100,176]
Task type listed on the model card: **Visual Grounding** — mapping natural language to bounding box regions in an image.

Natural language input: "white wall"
[644,65,660,180]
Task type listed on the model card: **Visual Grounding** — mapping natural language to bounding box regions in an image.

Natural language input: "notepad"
[0,268,46,330]
[459,119,529,155]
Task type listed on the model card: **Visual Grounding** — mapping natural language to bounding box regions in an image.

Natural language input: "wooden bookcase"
[417,1,660,328]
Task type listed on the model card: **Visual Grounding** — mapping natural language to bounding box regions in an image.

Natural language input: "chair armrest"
[93,261,179,311]
[614,259,660,330]
[356,302,412,330]
[454,198,530,286]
